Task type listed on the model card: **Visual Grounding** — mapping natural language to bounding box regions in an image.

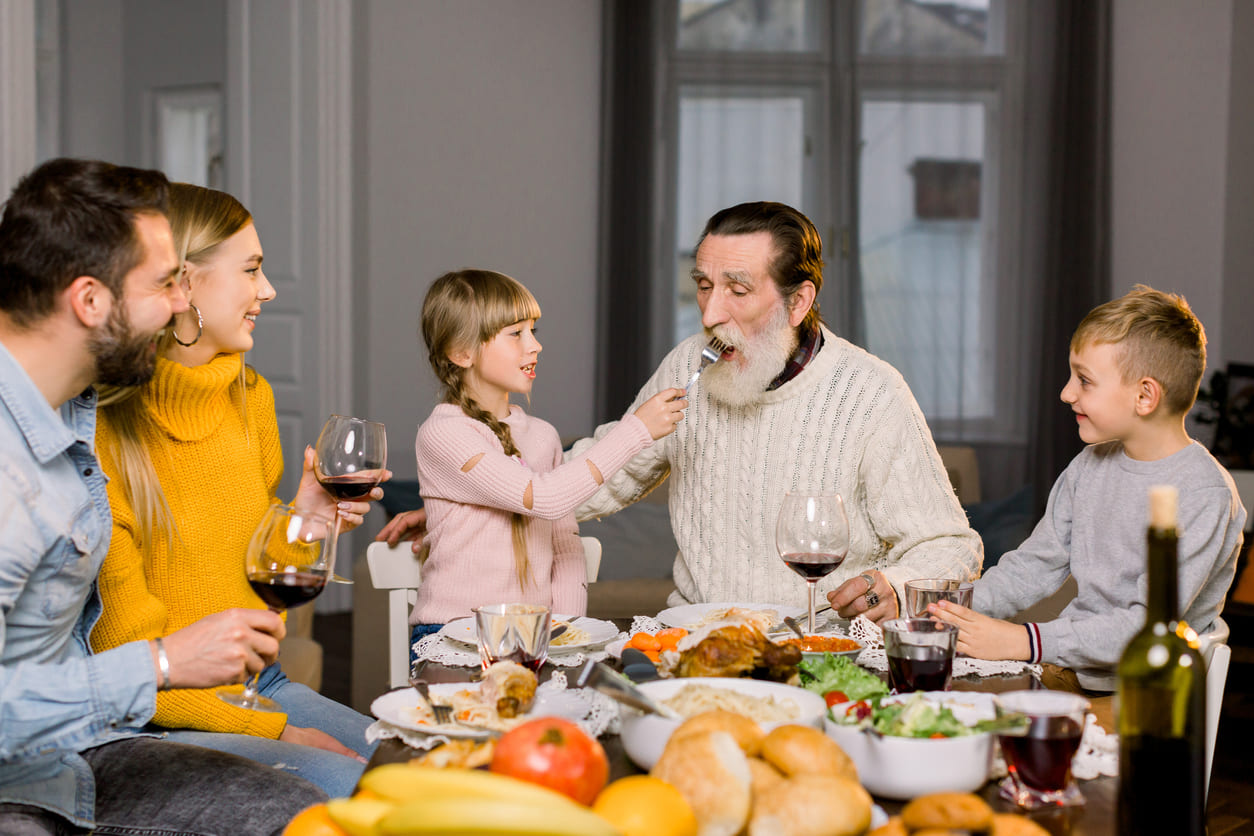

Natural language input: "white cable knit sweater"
[572,328,982,611]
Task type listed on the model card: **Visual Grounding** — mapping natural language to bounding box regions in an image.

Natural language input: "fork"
[684,335,730,393]
[409,661,454,724]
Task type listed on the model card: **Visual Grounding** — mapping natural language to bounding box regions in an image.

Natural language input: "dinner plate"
[370,684,590,737]
[655,601,804,630]
[436,615,619,652]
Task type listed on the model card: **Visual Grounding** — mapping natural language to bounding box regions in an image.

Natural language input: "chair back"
[366,541,422,688]
[581,536,602,583]
[1205,641,1232,800]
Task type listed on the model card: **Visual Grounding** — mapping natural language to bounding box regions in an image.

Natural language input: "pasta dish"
[662,683,799,724]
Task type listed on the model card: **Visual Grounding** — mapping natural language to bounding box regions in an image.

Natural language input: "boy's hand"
[929,601,1030,661]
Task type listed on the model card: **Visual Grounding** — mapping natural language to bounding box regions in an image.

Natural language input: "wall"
[1221,0,1254,367]
[1110,0,1234,370]
[361,0,603,480]
[352,0,603,708]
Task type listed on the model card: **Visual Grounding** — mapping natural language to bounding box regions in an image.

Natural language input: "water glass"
[882,618,958,692]
[904,578,974,617]
[994,690,1089,809]
[473,603,551,672]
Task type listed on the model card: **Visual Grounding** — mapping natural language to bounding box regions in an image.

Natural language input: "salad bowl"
[823,691,996,800]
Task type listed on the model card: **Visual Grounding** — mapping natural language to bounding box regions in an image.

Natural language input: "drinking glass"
[219,503,333,712]
[881,617,958,692]
[904,578,974,617]
[994,690,1090,809]
[775,492,850,634]
[313,415,387,583]
[472,603,551,673]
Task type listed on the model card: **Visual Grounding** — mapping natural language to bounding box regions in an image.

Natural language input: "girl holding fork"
[409,270,685,645]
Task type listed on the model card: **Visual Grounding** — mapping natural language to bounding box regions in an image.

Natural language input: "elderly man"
[570,201,981,620]
[0,158,323,835]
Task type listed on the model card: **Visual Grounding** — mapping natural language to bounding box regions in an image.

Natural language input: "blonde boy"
[933,286,1245,691]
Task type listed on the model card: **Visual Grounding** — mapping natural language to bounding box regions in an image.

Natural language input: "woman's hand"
[929,601,1030,661]
[634,388,688,440]
[292,446,389,532]
[279,725,367,763]
[376,508,427,553]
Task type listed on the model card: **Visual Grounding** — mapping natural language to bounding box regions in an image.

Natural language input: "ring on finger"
[864,589,880,608]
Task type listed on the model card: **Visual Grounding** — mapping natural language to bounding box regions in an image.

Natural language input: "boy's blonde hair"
[421,269,543,588]
[1070,284,1206,416]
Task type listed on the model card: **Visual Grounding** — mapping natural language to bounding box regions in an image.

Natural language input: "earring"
[171,304,203,347]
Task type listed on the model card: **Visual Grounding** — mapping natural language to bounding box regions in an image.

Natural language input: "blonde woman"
[91,184,380,798]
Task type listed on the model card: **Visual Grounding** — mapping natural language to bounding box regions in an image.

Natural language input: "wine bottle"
[1116,485,1206,836]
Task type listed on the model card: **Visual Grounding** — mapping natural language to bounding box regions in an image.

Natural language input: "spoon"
[550,623,569,642]
[576,660,681,719]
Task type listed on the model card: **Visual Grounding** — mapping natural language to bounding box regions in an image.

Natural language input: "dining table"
[364,616,1119,836]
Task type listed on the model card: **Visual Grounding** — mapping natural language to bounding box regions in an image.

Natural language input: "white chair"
[1201,616,1231,799]
[366,536,602,689]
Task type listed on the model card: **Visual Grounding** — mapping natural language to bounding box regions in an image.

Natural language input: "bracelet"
[154,637,172,691]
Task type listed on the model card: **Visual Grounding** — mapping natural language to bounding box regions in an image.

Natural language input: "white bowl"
[618,677,827,770]
[823,692,995,800]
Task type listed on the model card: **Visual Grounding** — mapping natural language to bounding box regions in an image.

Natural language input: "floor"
[314,600,1254,835]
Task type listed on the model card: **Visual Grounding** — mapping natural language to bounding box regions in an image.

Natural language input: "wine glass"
[219,502,333,712]
[775,492,850,634]
[313,415,388,584]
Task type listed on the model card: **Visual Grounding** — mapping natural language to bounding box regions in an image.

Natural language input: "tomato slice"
[823,690,849,708]
[845,700,872,721]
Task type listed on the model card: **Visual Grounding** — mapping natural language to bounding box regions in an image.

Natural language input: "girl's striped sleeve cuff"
[1024,622,1042,664]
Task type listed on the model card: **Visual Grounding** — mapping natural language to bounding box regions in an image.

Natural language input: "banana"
[359,764,578,808]
[378,797,622,836]
[325,797,395,836]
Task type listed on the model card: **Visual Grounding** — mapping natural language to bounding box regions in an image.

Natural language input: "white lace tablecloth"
[366,672,620,751]
[411,630,620,669]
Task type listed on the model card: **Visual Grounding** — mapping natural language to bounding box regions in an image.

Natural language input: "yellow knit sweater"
[91,354,289,738]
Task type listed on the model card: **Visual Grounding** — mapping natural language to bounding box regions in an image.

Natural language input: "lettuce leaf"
[797,653,889,701]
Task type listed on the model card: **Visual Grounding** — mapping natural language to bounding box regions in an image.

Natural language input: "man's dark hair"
[699,201,825,332]
[0,158,170,327]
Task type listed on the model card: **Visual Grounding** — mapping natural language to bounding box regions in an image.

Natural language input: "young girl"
[91,184,379,798]
[410,270,685,640]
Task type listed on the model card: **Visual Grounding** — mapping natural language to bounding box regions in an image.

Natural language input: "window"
[655,0,1028,441]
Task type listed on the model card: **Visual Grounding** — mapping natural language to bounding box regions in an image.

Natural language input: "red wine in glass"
[248,570,328,609]
[313,415,387,583]
[886,645,954,692]
[782,552,847,581]
[317,473,384,501]
[775,493,850,634]
[219,503,333,713]
[999,715,1084,792]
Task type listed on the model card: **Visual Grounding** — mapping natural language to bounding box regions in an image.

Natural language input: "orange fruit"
[593,776,698,836]
[282,803,349,836]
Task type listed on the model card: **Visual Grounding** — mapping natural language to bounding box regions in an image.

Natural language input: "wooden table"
[368,631,1116,836]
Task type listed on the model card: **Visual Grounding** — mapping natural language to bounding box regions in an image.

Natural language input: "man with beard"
[570,201,981,620]
[0,159,324,835]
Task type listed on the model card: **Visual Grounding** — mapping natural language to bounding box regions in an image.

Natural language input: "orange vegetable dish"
[781,635,861,654]
[624,628,688,662]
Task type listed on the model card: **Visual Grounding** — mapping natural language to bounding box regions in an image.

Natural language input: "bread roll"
[900,792,993,832]
[748,774,872,836]
[671,709,766,756]
[991,813,1052,835]
[866,818,908,836]
[653,730,751,836]
[760,724,857,781]
[747,756,786,805]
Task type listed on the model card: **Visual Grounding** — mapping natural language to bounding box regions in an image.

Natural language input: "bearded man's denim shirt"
[0,342,157,829]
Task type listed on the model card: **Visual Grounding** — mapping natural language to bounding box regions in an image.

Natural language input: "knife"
[620,647,661,683]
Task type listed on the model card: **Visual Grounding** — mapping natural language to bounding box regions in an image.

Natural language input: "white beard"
[700,303,799,408]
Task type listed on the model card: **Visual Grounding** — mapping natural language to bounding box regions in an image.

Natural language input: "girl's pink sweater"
[411,403,653,624]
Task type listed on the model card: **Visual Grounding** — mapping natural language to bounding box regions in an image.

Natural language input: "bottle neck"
[1145,527,1180,624]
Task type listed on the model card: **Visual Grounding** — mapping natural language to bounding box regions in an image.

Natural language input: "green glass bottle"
[1116,485,1206,836]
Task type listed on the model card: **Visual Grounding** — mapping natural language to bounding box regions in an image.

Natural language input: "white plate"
[436,615,619,652]
[655,601,804,630]
[370,684,591,738]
